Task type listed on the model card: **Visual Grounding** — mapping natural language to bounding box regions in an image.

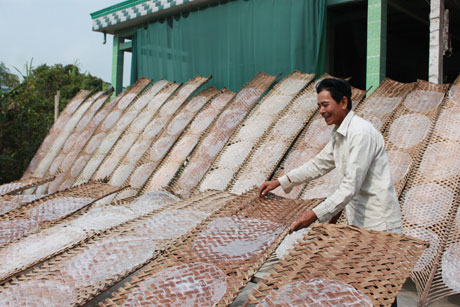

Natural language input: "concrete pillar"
[112,35,124,96]
[429,0,444,84]
[366,0,387,94]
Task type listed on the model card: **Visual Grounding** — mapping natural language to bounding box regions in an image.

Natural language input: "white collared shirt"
[278,111,402,231]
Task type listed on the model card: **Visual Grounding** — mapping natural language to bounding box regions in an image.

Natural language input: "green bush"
[0,63,104,184]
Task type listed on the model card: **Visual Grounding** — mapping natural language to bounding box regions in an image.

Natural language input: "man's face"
[317,90,349,127]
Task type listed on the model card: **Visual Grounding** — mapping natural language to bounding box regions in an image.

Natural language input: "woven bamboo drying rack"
[73,78,152,186]
[247,223,429,306]
[0,176,55,197]
[199,71,314,194]
[58,78,150,190]
[382,79,449,196]
[0,194,42,216]
[93,80,179,182]
[0,190,178,289]
[0,181,123,284]
[399,75,460,306]
[0,180,122,247]
[52,91,127,192]
[298,79,415,202]
[144,89,235,193]
[22,89,92,179]
[46,93,118,194]
[228,74,333,195]
[169,72,278,198]
[99,190,323,306]
[39,92,109,192]
[32,92,105,180]
[107,80,215,200]
[271,81,367,200]
[0,191,236,306]
[34,92,109,195]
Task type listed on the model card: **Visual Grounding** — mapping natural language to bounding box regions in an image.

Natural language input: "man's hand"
[290,210,317,233]
[258,180,280,197]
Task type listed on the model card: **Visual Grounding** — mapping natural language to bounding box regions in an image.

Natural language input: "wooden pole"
[54,90,60,122]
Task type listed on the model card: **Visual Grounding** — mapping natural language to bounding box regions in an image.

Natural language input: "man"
[259,78,402,234]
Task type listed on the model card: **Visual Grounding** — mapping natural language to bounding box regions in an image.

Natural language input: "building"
[91,0,460,95]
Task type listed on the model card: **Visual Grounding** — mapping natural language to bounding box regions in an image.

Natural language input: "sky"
[0,0,132,86]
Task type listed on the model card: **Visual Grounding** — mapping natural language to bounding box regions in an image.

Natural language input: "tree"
[0,62,20,89]
[0,63,104,184]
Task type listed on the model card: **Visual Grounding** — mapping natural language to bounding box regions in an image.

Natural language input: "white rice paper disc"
[388,114,431,149]
[59,236,156,287]
[122,262,227,307]
[403,90,444,113]
[402,183,453,227]
[0,280,76,307]
[101,110,122,131]
[218,141,252,169]
[435,109,460,141]
[199,168,234,191]
[442,243,460,292]
[0,219,39,244]
[419,142,460,181]
[192,217,283,262]
[167,113,191,136]
[387,150,412,183]
[237,115,272,141]
[85,133,106,154]
[403,228,440,271]
[185,96,208,112]
[360,96,401,116]
[303,119,333,149]
[257,278,373,307]
[27,197,95,223]
[130,162,156,189]
[68,206,135,232]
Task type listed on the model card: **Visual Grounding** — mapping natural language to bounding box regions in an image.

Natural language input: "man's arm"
[258,140,335,197]
[278,140,335,193]
[312,132,375,223]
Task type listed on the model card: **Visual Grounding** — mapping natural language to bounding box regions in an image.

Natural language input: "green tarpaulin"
[132,0,326,91]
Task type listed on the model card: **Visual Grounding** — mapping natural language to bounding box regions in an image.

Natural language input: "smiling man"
[258,78,402,234]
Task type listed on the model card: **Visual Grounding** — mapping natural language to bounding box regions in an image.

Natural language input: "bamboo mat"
[34,92,109,195]
[0,181,123,283]
[22,90,91,179]
[99,190,322,306]
[59,78,151,190]
[143,89,235,193]
[0,191,234,306]
[72,78,152,185]
[51,91,127,192]
[32,92,104,179]
[92,80,177,181]
[169,72,277,198]
[248,223,428,306]
[400,75,460,306]
[383,79,449,196]
[108,82,215,200]
[46,93,119,194]
[199,71,313,193]
[0,176,55,197]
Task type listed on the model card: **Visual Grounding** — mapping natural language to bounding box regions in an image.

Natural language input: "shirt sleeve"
[312,131,375,222]
[278,140,335,193]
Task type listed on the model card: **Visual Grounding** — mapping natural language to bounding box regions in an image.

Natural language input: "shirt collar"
[334,110,355,137]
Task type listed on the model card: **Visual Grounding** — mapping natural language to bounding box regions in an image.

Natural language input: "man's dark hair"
[315,78,352,110]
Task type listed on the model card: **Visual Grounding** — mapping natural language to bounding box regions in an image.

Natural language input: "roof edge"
[90,0,149,19]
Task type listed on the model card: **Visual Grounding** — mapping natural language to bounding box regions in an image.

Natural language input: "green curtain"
[133,0,326,91]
